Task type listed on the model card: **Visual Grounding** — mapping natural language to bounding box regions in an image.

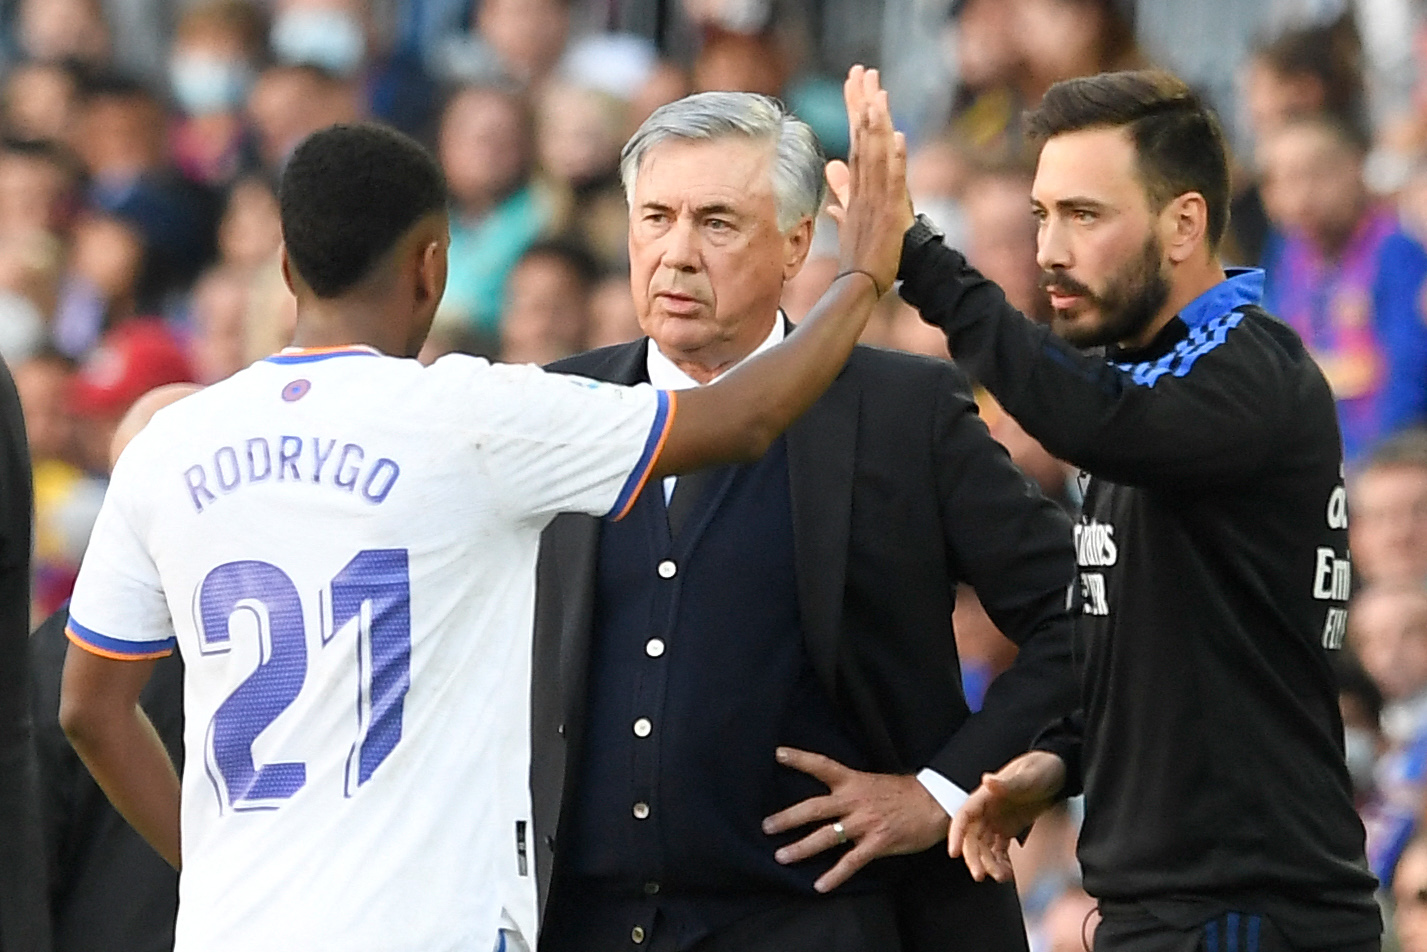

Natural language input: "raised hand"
[947,750,1067,883]
[825,65,913,297]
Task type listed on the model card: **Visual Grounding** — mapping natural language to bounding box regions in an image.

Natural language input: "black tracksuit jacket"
[898,237,1380,945]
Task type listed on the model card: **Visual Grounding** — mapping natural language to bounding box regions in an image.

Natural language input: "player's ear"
[279,245,296,295]
[1162,191,1208,265]
[782,215,815,281]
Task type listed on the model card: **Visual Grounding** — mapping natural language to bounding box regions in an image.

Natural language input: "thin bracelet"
[834,269,885,298]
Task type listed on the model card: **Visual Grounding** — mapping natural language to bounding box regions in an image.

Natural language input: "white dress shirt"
[643,316,970,818]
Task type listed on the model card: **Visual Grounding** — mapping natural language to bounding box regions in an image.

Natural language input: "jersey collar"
[264,344,384,365]
[1178,267,1265,329]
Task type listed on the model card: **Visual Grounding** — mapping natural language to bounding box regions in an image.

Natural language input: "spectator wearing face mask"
[267,0,437,138]
[167,0,266,188]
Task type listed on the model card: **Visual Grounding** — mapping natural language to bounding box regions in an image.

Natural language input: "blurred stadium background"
[10,0,1427,950]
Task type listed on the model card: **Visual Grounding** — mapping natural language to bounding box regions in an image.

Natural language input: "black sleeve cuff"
[896,229,975,324]
[1030,717,1084,800]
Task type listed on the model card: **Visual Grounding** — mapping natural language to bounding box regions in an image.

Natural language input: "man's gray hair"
[620,91,827,232]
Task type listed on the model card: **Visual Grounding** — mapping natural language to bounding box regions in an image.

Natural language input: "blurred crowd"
[11,0,1427,949]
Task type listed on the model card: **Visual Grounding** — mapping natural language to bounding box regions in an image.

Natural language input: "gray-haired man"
[530,90,1079,952]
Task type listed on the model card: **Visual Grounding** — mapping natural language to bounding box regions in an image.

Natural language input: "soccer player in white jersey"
[57,67,911,952]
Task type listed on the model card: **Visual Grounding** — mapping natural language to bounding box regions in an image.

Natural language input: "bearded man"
[897,70,1382,952]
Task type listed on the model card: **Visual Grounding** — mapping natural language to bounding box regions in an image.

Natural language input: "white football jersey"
[66,346,674,952]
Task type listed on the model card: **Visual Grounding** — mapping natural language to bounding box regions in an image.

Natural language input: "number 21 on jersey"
[195,549,410,813]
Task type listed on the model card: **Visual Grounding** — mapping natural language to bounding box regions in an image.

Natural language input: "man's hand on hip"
[761,746,950,893]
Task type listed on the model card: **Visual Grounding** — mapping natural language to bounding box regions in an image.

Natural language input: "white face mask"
[271,8,366,76]
[169,53,253,115]
[1343,726,1379,793]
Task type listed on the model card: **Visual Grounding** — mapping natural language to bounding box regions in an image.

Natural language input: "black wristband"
[834,268,885,298]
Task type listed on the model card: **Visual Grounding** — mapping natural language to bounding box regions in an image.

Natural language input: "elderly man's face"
[628,137,811,375]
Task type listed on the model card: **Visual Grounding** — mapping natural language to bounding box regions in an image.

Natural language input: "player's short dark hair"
[1026,69,1231,252]
[279,123,448,298]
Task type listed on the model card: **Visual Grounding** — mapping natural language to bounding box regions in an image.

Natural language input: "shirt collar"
[1178,267,1265,329]
[646,314,786,390]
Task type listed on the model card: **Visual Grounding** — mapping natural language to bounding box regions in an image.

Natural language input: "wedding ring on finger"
[832,821,849,845]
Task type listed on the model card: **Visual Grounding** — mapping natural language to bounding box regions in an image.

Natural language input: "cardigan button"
[657,559,677,579]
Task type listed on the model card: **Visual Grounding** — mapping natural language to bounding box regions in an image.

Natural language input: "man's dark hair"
[279,123,448,298]
[1254,14,1366,134]
[516,238,600,290]
[1026,69,1231,252]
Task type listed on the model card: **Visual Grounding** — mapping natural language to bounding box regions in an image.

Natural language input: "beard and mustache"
[1040,232,1172,350]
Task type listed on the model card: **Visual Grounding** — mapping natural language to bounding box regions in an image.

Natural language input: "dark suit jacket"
[531,336,1078,949]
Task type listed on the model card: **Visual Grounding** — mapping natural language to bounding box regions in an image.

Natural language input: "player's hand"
[947,750,1066,883]
[762,746,949,893]
[825,65,912,297]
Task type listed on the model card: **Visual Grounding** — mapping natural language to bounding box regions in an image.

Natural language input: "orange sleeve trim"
[610,390,678,522]
[66,625,175,661]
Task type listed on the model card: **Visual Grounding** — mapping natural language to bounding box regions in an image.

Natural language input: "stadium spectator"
[1233,16,1368,267]
[1350,585,1427,883]
[213,174,281,274]
[537,80,631,270]
[66,317,195,478]
[1351,585,1427,747]
[942,0,1145,163]
[436,0,572,89]
[187,265,249,383]
[1350,429,1427,588]
[51,213,146,358]
[1,60,83,143]
[166,0,266,189]
[437,83,555,337]
[692,27,789,98]
[0,139,81,242]
[15,0,112,69]
[1261,114,1427,461]
[533,88,1076,952]
[72,74,217,300]
[1396,834,1427,949]
[585,271,643,350]
[961,158,1049,323]
[499,239,596,366]
[245,63,363,173]
[12,351,99,620]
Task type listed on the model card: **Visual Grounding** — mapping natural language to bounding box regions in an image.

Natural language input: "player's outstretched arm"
[947,749,1066,883]
[649,65,913,478]
[60,648,181,868]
